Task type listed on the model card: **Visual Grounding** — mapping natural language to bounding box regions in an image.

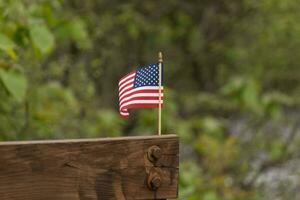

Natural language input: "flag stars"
[133,64,162,88]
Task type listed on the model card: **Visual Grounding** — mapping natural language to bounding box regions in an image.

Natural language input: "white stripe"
[120,93,164,105]
[120,100,163,109]
[119,84,134,96]
[119,78,134,92]
[120,111,129,116]
[119,86,164,100]
[119,73,135,86]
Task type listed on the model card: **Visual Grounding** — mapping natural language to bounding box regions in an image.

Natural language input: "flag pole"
[158,52,163,136]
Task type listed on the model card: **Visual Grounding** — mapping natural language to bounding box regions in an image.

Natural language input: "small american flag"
[118,63,163,118]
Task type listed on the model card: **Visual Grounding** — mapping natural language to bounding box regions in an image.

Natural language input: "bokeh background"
[0,1,299,199]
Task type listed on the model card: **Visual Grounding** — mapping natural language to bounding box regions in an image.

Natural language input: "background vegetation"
[0,0,299,199]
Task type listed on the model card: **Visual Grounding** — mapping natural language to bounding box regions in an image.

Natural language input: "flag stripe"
[119,84,134,96]
[119,79,134,92]
[120,96,164,107]
[120,100,163,109]
[119,72,135,85]
[120,103,164,118]
[120,89,164,101]
[120,103,164,112]
[120,93,164,105]
[119,86,164,100]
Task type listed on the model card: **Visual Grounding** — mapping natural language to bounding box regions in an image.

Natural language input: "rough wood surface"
[0,135,178,200]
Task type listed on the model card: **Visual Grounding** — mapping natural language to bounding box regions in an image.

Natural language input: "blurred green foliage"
[0,0,299,199]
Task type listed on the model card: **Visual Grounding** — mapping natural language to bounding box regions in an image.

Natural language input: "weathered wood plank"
[0,135,178,200]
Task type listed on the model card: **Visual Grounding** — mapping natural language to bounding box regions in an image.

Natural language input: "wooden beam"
[0,135,179,200]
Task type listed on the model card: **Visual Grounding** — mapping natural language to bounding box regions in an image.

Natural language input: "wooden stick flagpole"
[158,52,163,136]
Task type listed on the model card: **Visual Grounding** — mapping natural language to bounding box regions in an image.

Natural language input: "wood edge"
[0,134,178,146]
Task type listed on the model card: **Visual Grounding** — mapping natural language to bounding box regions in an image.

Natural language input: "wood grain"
[0,135,178,200]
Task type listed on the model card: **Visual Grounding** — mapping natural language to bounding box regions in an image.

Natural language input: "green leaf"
[221,77,243,95]
[0,69,27,102]
[242,79,261,113]
[68,19,88,42]
[0,33,17,59]
[29,23,55,54]
[0,33,15,50]
[56,19,89,48]
[5,48,17,60]
[203,191,220,200]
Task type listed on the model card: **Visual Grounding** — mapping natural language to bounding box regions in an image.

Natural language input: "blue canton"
[134,63,163,88]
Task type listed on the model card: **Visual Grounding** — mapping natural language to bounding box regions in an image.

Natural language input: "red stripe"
[119,80,134,92]
[120,96,164,106]
[119,86,135,97]
[121,103,163,111]
[119,89,164,101]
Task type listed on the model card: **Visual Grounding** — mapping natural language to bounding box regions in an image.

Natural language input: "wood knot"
[147,170,162,191]
[147,146,162,162]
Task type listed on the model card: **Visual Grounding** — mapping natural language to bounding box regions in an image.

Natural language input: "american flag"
[118,63,163,118]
